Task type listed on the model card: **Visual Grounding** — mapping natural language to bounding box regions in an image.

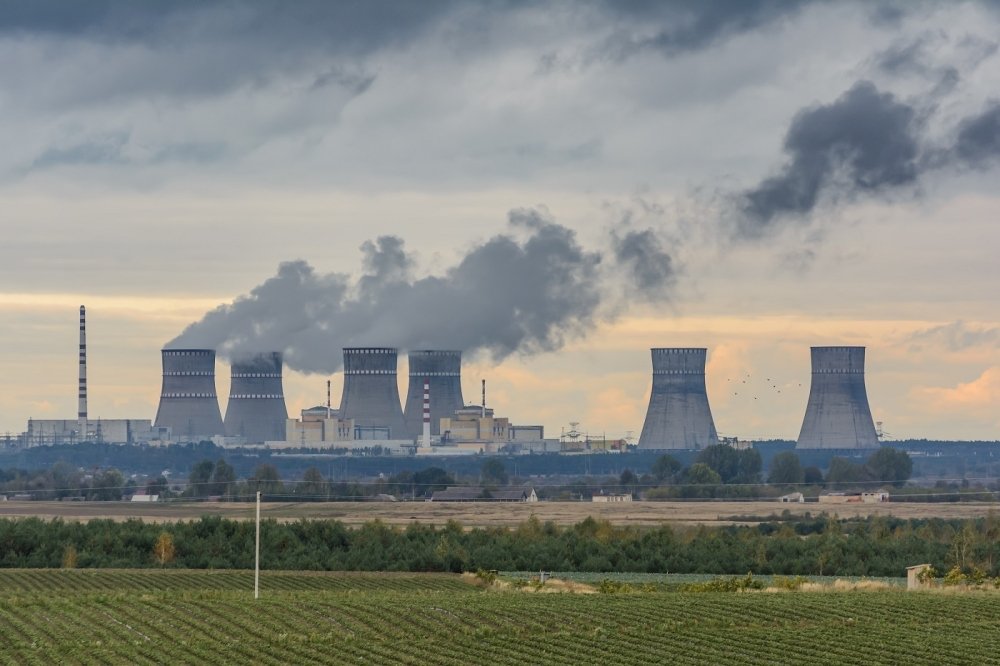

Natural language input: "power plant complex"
[16,306,888,453]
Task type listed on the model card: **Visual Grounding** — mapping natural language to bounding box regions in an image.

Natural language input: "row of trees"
[2,514,998,577]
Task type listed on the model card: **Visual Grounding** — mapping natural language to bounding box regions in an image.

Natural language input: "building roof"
[430,486,534,501]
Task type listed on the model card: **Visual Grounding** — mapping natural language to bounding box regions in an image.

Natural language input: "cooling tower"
[224,352,288,443]
[403,350,465,438]
[338,347,407,438]
[796,346,879,449]
[154,349,224,440]
[637,348,719,450]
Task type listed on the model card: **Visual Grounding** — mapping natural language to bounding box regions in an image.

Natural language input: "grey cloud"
[170,208,611,373]
[908,320,1000,351]
[595,0,810,61]
[954,101,1000,167]
[874,34,936,76]
[737,81,920,236]
[30,132,129,169]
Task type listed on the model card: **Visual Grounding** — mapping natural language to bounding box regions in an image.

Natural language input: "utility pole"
[254,490,261,599]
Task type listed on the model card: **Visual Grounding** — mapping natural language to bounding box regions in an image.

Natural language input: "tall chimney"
[796,346,879,449]
[422,377,431,447]
[482,379,486,417]
[78,305,87,440]
[637,348,719,450]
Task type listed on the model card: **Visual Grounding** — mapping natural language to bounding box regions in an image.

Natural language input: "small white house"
[592,494,632,503]
[130,493,159,503]
[779,492,805,503]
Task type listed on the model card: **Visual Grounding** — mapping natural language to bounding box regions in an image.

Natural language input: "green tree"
[481,458,509,486]
[697,445,740,482]
[651,454,682,483]
[865,447,912,487]
[685,463,722,485]
[89,468,124,501]
[211,459,237,497]
[145,476,169,497]
[825,457,869,488]
[412,467,454,496]
[250,464,283,497]
[803,466,824,485]
[696,445,761,484]
[188,459,215,497]
[300,467,328,499]
[768,452,804,485]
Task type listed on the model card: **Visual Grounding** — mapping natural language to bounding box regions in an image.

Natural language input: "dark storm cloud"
[736,81,920,235]
[170,208,613,373]
[954,101,1000,167]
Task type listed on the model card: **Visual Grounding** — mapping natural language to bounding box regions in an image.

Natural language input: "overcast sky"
[3,0,1000,441]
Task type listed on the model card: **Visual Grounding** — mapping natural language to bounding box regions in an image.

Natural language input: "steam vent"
[637,348,719,450]
[154,349,224,440]
[796,346,879,449]
[224,352,288,443]
[403,350,465,438]
[338,347,407,438]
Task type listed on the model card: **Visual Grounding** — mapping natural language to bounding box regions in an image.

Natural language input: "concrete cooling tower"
[796,346,879,449]
[338,347,407,438]
[154,349,224,440]
[224,352,288,443]
[403,350,465,438]
[637,348,719,450]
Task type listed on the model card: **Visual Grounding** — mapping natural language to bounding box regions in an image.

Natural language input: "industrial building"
[637,348,719,450]
[153,348,225,441]
[224,352,288,444]
[23,418,160,446]
[285,406,355,445]
[337,347,408,439]
[796,346,880,449]
[403,350,465,438]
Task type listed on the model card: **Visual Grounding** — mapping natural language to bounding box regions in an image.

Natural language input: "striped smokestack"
[78,305,87,440]
[422,377,431,447]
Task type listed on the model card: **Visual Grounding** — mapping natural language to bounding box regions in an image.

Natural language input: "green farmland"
[0,569,998,665]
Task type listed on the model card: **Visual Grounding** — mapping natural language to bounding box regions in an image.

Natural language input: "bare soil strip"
[0,500,997,526]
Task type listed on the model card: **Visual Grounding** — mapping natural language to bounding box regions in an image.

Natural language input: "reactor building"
[338,347,408,439]
[403,350,465,438]
[637,348,719,450]
[153,348,225,441]
[796,346,879,449]
[224,352,288,443]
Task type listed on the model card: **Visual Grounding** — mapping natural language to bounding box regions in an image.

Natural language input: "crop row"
[0,568,475,595]
[1,584,999,664]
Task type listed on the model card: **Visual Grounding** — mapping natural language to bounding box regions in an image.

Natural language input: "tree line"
[1,514,998,577]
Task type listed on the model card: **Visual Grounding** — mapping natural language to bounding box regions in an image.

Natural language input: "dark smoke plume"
[737,81,920,236]
[169,208,664,374]
[612,228,676,301]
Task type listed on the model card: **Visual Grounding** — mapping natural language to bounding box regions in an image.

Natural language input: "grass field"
[0,569,998,665]
[2,499,999,527]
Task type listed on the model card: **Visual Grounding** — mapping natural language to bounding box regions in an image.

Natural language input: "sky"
[2,0,1000,441]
